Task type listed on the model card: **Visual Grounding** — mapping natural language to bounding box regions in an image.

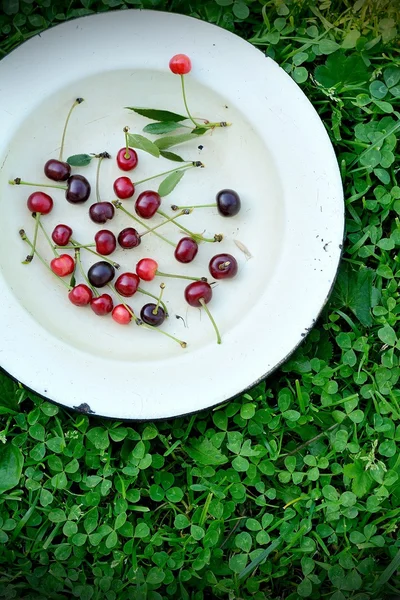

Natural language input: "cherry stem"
[59,97,84,161]
[219,261,231,270]
[199,298,221,344]
[70,238,120,268]
[9,178,66,190]
[180,75,199,128]
[134,162,199,187]
[140,210,191,238]
[137,287,168,316]
[153,283,165,315]
[37,218,58,257]
[112,201,175,247]
[157,209,222,243]
[19,230,70,289]
[156,270,205,282]
[96,156,103,203]
[26,212,41,262]
[75,248,99,296]
[123,126,130,160]
[57,244,96,250]
[171,203,216,211]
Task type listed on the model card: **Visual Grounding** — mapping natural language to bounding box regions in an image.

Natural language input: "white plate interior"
[0,10,343,419]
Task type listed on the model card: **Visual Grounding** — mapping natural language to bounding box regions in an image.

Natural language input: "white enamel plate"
[0,10,343,420]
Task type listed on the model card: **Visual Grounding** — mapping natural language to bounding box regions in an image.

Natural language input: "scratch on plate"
[0,151,9,172]
[85,115,110,125]
[234,239,253,259]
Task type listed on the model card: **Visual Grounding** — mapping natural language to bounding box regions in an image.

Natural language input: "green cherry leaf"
[66,154,93,167]
[159,150,186,163]
[155,133,200,150]
[143,121,184,135]
[125,107,187,122]
[158,170,186,197]
[126,133,160,158]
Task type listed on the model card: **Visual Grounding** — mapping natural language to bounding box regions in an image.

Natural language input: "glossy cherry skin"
[66,175,91,204]
[184,281,212,307]
[216,189,241,217]
[115,272,140,297]
[88,261,115,288]
[135,191,161,219]
[140,303,166,327]
[114,177,135,199]
[174,237,198,264]
[27,192,53,215]
[209,253,238,279]
[112,304,133,325]
[94,230,116,256]
[89,202,115,224]
[136,258,158,281]
[117,148,138,172]
[169,54,192,75]
[68,284,93,306]
[118,227,141,249]
[44,159,71,182]
[90,294,113,316]
[51,254,75,277]
[52,224,73,246]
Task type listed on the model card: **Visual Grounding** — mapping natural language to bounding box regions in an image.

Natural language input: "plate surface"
[0,10,343,420]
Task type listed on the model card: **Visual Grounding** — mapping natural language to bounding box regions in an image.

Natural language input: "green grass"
[1,1,400,599]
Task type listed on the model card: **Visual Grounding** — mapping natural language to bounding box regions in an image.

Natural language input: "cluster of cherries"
[12,54,241,346]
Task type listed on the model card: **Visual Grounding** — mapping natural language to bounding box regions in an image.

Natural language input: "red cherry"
[114,177,135,199]
[94,230,116,256]
[209,253,238,279]
[135,191,161,219]
[184,281,212,307]
[52,224,72,246]
[117,148,138,172]
[51,254,75,277]
[169,54,192,75]
[115,272,140,297]
[44,159,71,182]
[68,284,93,306]
[112,304,133,325]
[90,294,114,316]
[174,237,198,264]
[118,227,141,249]
[27,192,53,215]
[136,258,158,282]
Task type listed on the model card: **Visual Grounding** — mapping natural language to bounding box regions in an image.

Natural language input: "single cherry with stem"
[68,284,93,307]
[51,254,75,277]
[23,192,54,263]
[115,272,140,297]
[174,237,198,263]
[10,174,91,204]
[209,253,238,279]
[112,304,133,325]
[89,152,115,223]
[140,284,166,327]
[171,188,241,217]
[112,201,175,248]
[44,97,84,181]
[169,54,231,130]
[94,230,117,256]
[117,127,138,171]
[185,281,221,344]
[88,261,116,288]
[19,230,72,290]
[135,191,161,219]
[136,257,206,283]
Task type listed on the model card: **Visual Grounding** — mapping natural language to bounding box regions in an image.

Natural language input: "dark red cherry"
[66,175,91,204]
[216,189,241,217]
[27,192,53,215]
[44,159,71,182]
[114,177,135,199]
[94,230,116,256]
[90,294,113,316]
[174,237,198,263]
[52,224,73,246]
[184,281,212,307]
[117,148,138,172]
[68,284,93,306]
[115,272,140,297]
[88,261,115,287]
[140,303,166,327]
[89,202,115,224]
[118,227,141,249]
[209,253,238,279]
[135,191,161,219]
